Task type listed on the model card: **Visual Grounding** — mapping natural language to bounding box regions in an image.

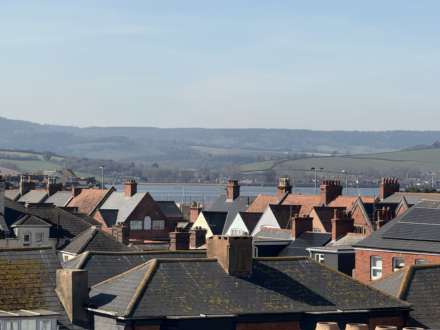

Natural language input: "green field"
[0,149,64,173]
[240,148,440,175]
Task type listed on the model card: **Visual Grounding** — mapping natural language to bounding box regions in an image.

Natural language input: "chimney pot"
[124,179,137,197]
[277,177,292,197]
[320,180,343,205]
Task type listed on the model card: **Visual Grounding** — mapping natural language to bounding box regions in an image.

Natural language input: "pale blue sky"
[0,1,439,129]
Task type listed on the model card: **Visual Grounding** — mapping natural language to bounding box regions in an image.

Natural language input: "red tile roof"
[67,188,114,215]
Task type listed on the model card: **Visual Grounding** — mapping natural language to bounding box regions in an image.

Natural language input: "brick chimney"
[124,179,137,197]
[190,227,207,249]
[331,209,354,241]
[56,269,89,325]
[19,175,34,196]
[226,179,240,201]
[320,180,343,205]
[207,236,253,277]
[379,177,400,200]
[112,223,129,245]
[72,187,82,197]
[169,228,190,251]
[291,215,312,239]
[47,177,61,196]
[190,201,202,223]
[277,177,292,197]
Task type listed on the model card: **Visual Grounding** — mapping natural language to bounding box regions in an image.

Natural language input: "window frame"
[130,220,143,230]
[152,220,165,230]
[370,256,383,280]
[314,253,325,264]
[392,257,405,272]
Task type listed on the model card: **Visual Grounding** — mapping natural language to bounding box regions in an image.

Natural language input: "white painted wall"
[225,213,249,236]
[251,207,280,236]
[191,213,213,239]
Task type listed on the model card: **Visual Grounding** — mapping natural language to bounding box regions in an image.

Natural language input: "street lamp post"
[99,166,104,190]
[341,169,348,193]
[311,167,324,194]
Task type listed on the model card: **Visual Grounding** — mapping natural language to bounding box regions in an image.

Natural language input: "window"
[144,216,152,230]
[21,319,36,330]
[23,232,32,246]
[4,321,19,330]
[315,253,325,264]
[371,256,383,280]
[130,220,143,230]
[312,228,321,233]
[230,228,247,236]
[353,225,366,235]
[38,319,52,330]
[35,232,44,243]
[415,259,427,265]
[392,257,405,272]
[152,220,165,230]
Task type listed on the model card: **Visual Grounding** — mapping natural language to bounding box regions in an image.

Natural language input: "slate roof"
[157,201,183,219]
[62,226,134,255]
[206,195,254,235]
[381,192,440,204]
[4,199,100,248]
[18,190,48,204]
[253,227,292,242]
[239,212,262,233]
[64,250,207,286]
[354,200,440,254]
[67,188,113,215]
[312,206,347,232]
[269,204,301,229]
[99,191,165,226]
[201,211,228,235]
[278,232,332,257]
[89,257,408,319]
[45,191,73,207]
[4,189,20,201]
[12,214,51,227]
[372,264,440,329]
[0,247,85,330]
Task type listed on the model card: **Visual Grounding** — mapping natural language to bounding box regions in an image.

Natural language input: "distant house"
[205,180,255,235]
[9,215,52,248]
[372,263,440,329]
[94,180,178,242]
[307,233,365,276]
[67,187,114,216]
[354,200,440,284]
[251,204,300,235]
[309,206,347,233]
[59,225,135,262]
[191,211,228,239]
[224,212,262,236]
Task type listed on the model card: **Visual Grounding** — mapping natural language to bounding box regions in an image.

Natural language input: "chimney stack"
[124,179,137,197]
[19,175,34,196]
[331,209,354,241]
[190,201,202,223]
[72,187,82,197]
[207,236,253,277]
[291,215,312,238]
[379,178,400,200]
[277,177,292,197]
[376,206,392,230]
[320,180,343,205]
[56,269,89,325]
[169,228,190,251]
[111,223,129,245]
[190,227,207,249]
[226,179,240,201]
[46,177,61,196]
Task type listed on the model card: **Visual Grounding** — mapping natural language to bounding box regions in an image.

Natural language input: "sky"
[0,1,439,130]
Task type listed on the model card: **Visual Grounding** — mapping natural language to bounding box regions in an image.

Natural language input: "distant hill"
[241,147,440,178]
[2,116,440,170]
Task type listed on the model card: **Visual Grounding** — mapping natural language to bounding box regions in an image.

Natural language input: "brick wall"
[351,206,372,235]
[355,249,440,283]
[236,321,300,330]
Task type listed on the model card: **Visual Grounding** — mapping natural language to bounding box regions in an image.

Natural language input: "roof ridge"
[86,250,206,256]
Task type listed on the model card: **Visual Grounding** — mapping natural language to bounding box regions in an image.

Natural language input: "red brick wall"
[351,206,372,235]
[355,249,440,283]
[236,321,300,330]
[369,316,405,329]
[93,211,112,233]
